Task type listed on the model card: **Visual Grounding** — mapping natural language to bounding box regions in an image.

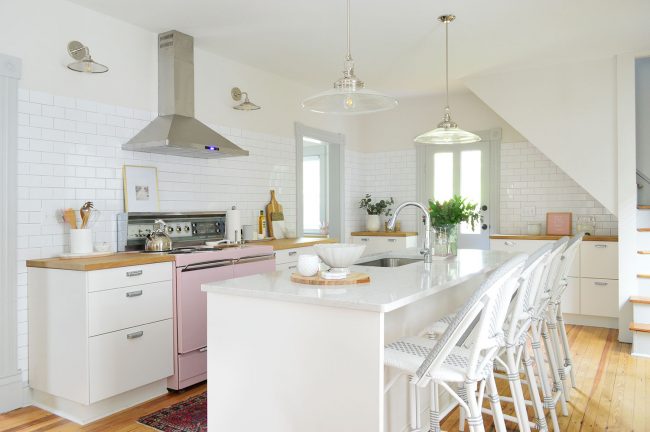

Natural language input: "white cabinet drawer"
[490,239,552,254]
[276,262,298,272]
[580,278,619,318]
[88,281,173,336]
[561,276,580,314]
[275,249,301,264]
[89,319,173,403]
[580,242,618,279]
[87,262,173,293]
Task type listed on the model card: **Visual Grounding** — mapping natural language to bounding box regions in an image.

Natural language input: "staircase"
[630,202,650,357]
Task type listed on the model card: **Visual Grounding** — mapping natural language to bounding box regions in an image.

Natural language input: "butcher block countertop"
[253,237,337,250]
[490,234,618,242]
[351,231,418,237]
[26,252,175,271]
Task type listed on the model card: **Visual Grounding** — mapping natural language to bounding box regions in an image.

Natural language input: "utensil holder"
[70,229,93,254]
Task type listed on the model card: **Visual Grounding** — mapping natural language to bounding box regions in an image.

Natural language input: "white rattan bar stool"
[384,254,527,432]
[544,234,583,399]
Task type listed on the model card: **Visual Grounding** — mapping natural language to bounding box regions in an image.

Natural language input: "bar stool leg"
[542,320,569,416]
[505,349,531,432]
[556,304,576,388]
[486,372,508,432]
[531,324,561,431]
[522,345,548,431]
[429,382,441,432]
[408,377,421,431]
[464,381,485,432]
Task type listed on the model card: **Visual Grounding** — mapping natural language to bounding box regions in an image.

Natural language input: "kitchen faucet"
[387,202,432,263]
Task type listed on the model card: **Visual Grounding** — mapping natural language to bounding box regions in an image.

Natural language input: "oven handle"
[180,259,234,272]
[235,254,276,265]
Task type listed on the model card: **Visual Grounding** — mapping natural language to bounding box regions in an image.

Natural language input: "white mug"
[297,254,320,277]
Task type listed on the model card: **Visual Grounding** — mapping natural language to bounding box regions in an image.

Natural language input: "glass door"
[426,143,490,249]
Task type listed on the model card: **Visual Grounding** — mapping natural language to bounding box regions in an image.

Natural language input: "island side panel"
[207,292,384,432]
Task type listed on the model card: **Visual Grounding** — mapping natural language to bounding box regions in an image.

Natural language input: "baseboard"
[563,313,619,329]
[31,379,168,425]
[0,372,23,413]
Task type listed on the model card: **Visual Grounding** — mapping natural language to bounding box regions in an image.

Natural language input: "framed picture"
[123,165,160,212]
[546,212,572,236]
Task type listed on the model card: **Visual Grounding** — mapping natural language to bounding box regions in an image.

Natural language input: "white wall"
[351,92,525,153]
[0,0,348,145]
[636,56,650,184]
[463,57,618,215]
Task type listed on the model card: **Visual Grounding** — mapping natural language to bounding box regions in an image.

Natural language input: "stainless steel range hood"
[123,30,249,159]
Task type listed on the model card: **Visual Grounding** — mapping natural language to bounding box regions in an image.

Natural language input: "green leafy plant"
[359,194,394,216]
[428,195,480,229]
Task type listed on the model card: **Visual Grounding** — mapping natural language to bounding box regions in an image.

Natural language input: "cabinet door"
[380,237,407,252]
[580,242,618,279]
[580,278,619,318]
[352,237,377,256]
[276,262,298,272]
[490,239,553,254]
[89,319,173,403]
[561,277,580,314]
[87,262,172,292]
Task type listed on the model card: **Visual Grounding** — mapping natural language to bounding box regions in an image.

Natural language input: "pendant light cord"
[445,19,449,110]
[346,0,352,61]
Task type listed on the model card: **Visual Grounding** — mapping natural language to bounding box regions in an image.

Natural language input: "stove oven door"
[177,259,234,354]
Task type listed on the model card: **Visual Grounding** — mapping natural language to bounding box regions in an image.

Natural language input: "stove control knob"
[167,226,174,233]
[176,226,182,232]
[192,229,198,235]
[184,226,191,232]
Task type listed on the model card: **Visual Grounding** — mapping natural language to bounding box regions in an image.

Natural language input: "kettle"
[145,219,173,252]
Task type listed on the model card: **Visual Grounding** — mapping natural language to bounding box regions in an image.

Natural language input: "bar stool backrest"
[531,237,569,319]
[415,254,527,384]
[548,233,584,304]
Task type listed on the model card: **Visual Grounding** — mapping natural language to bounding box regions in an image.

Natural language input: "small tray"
[291,272,370,286]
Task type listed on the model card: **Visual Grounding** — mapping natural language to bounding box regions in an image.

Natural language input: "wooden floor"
[1,325,648,431]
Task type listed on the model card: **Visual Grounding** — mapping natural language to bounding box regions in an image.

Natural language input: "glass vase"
[432,224,459,257]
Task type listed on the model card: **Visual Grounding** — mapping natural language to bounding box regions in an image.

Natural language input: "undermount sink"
[357,257,422,268]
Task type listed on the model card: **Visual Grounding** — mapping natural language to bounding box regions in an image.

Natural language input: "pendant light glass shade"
[301,0,397,115]
[414,15,480,145]
[66,41,108,74]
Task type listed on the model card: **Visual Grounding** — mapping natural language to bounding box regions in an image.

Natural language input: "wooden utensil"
[63,208,77,229]
[80,201,94,229]
[266,190,285,239]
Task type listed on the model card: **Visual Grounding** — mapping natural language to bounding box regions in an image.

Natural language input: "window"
[302,140,328,234]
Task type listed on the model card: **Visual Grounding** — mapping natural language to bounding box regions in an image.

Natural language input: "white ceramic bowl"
[314,243,365,273]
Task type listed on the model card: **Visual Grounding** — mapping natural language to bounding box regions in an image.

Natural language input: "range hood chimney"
[123,30,249,159]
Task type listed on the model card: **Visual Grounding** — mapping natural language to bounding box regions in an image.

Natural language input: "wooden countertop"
[490,234,618,242]
[250,237,337,250]
[351,231,418,237]
[26,252,175,271]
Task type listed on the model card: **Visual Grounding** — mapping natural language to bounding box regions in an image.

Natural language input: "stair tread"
[639,205,650,209]
[639,228,650,232]
[630,322,650,333]
[638,274,650,279]
[630,296,650,304]
[638,251,650,254]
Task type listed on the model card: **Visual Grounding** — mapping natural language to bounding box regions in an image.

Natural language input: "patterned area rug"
[138,392,207,432]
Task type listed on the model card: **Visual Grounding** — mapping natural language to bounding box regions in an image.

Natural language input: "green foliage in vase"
[359,194,395,216]
[428,195,480,229]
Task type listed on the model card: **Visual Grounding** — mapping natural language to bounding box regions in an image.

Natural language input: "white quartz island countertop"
[202,248,514,312]
[202,248,517,432]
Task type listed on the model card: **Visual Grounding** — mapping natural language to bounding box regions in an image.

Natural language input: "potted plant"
[428,195,480,256]
[359,194,394,232]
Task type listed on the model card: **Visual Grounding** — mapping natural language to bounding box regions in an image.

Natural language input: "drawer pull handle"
[126,270,143,277]
[288,265,297,270]
[388,239,397,243]
[594,281,609,286]
[595,244,607,248]
[504,241,516,247]
[360,238,369,242]
[126,290,143,298]
[288,251,297,256]
[127,331,144,340]
[199,347,208,352]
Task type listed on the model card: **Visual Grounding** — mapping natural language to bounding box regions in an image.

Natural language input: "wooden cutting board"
[290,272,371,285]
[266,190,285,239]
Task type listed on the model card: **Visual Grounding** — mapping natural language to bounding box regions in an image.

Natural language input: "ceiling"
[70,0,650,96]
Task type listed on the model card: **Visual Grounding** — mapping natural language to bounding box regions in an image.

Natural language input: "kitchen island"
[202,248,514,432]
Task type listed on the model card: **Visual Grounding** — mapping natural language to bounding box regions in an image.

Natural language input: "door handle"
[481,205,488,211]
[481,224,488,230]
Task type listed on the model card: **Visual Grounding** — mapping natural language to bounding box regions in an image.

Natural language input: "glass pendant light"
[301,0,397,115]
[414,15,480,144]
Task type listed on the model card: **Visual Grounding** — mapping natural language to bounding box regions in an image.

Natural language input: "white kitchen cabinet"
[28,262,174,419]
[491,237,618,323]
[351,234,418,256]
[275,246,314,271]
[580,278,619,318]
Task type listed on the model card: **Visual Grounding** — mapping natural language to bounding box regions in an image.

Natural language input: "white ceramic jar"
[297,254,320,277]
[366,214,381,232]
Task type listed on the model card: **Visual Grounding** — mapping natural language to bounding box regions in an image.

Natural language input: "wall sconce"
[67,41,108,73]
[231,87,260,110]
